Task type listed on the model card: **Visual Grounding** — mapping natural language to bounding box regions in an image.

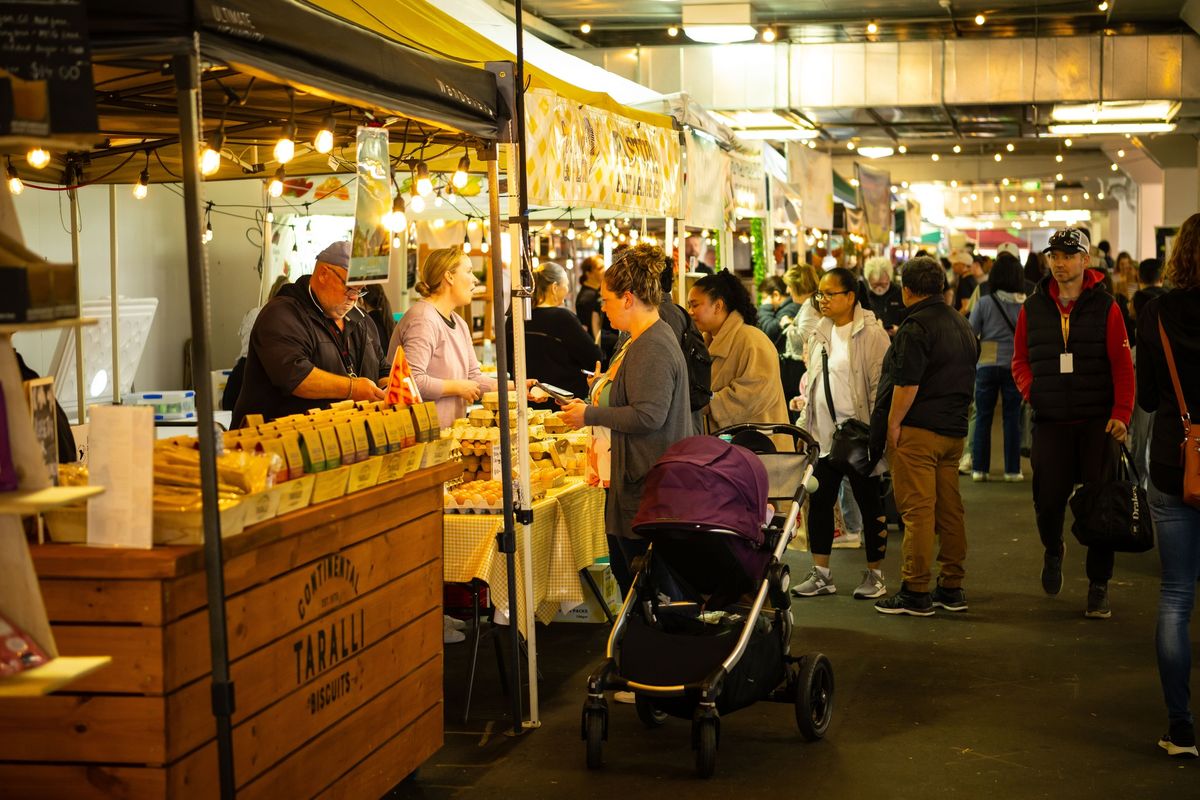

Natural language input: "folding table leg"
[579,567,616,625]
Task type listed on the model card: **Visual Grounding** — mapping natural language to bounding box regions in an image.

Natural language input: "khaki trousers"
[887,425,968,592]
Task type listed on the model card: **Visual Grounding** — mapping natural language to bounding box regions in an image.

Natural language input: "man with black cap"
[1012,227,1135,619]
[233,240,387,427]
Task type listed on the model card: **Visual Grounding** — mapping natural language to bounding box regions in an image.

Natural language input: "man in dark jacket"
[871,256,979,616]
[1012,228,1135,619]
[232,241,387,427]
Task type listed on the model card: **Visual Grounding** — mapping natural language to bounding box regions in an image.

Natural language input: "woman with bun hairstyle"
[505,261,602,408]
[559,244,692,597]
[387,247,498,428]
[687,270,789,433]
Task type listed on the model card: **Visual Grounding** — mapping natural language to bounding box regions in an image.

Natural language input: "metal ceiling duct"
[576,34,1200,110]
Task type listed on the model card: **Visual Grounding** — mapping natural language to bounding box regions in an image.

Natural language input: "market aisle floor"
[389,472,1195,799]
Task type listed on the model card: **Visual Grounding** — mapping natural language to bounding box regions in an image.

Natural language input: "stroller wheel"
[584,709,606,769]
[635,695,668,728]
[693,717,719,778]
[795,653,834,741]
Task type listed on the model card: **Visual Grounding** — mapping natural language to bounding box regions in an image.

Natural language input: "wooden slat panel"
[313,705,441,800]
[0,694,166,764]
[238,656,442,798]
[0,764,167,800]
[41,578,165,625]
[160,488,441,624]
[164,566,441,762]
[28,462,460,580]
[164,513,441,692]
[54,625,165,694]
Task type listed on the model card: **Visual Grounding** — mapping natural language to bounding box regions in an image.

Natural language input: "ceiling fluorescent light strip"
[1046,123,1177,135]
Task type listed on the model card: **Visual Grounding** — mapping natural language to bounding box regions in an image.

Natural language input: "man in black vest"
[1012,228,1135,619]
[871,256,979,616]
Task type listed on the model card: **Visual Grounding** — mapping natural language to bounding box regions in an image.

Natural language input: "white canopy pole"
[69,188,84,424]
[109,186,120,404]
[505,142,539,727]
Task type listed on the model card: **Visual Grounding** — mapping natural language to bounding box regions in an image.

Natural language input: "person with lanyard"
[232,241,386,428]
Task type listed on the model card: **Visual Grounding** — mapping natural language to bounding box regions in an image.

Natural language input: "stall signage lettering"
[203,3,264,42]
[292,608,366,684]
[0,0,97,136]
[307,669,354,716]
[296,553,361,621]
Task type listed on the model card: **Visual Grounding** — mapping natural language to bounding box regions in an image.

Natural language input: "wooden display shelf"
[0,317,98,334]
[0,656,111,697]
[0,486,104,514]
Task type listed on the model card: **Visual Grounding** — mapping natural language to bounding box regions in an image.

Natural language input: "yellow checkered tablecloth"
[443,478,607,637]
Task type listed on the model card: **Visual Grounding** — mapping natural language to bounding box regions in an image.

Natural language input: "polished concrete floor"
[391,460,1196,799]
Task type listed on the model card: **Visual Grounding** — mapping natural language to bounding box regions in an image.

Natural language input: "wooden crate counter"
[0,460,461,800]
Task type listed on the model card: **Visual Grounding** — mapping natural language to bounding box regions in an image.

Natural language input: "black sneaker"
[874,586,934,617]
[1159,722,1199,757]
[1085,582,1111,619]
[1041,543,1064,595]
[931,584,968,612]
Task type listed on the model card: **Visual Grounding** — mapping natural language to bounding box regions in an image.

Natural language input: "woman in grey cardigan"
[560,244,692,597]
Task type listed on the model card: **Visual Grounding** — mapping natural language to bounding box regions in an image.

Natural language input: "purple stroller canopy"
[632,436,769,546]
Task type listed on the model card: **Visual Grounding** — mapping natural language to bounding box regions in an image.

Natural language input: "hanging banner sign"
[524,88,682,217]
[348,126,391,284]
[855,162,893,245]
[727,143,768,220]
[788,144,833,231]
[684,131,726,231]
[905,198,923,242]
[769,175,802,232]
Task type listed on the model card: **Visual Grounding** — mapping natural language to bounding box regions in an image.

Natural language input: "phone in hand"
[534,382,575,403]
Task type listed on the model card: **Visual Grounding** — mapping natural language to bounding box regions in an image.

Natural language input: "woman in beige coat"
[687,270,789,433]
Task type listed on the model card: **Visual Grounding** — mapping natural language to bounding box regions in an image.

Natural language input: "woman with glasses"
[686,270,788,433]
[388,247,498,429]
[791,267,893,601]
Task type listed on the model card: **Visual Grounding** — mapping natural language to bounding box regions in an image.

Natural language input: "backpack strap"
[1159,317,1192,427]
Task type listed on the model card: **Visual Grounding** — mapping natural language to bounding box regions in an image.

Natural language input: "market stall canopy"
[2,0,506,185]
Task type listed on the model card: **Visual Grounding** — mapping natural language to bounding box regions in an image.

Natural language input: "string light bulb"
[846,141,856,151]
[975,13,986,25]
[415,162,433,196]
[274,121,296,164]
[268,166,285,198]
[6,158,23,195]
[200,128,224,176]
[1006,143,1015,152]
[668,25,679,37]
[26,148,50,169]
[1056,153,1064,163]
[313,114,335,154]
[953,144,962,154]
[761,27,777,43]
[409,187,425,214]
[481,236,490,254]
[994,153,1003,162]
[1002,178,1011,186]
[133,168,149,200]
[898,144,908,154]
[462,232,472,253]
[1055,172,1064,181]
[566,226,576,241]
[1111,162,1119,171]
[1099,1,1109,10]
[867,21,878,34]
[383,195,407,232]
[931,153,940,161]
[452,153,470,189]
[1064,138,1073,147]
[1117,149,1125,158]
[204,220,214,244]
[580,22,591,34]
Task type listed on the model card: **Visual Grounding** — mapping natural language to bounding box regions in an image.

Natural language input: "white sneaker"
[958,453,973,475]
[972,471,988,482]
[832,531,862,549]
[1004,473,1024,482]
[791,566,837,597]
[444,614,467,631]
[852,569,887,599]
[443,618,466,644]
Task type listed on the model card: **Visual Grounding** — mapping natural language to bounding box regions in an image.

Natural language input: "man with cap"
[232,241,387,427]
[1011,227,1135,619]
[948,248,977,314]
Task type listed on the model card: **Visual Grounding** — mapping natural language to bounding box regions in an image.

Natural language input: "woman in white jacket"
[792,267,894,601]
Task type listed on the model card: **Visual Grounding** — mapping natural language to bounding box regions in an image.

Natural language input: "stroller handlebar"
[713,422,820,456]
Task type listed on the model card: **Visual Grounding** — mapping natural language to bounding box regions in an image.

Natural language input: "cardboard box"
[553,564,622,623]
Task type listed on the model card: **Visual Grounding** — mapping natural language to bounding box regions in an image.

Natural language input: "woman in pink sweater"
[387,248,497,428]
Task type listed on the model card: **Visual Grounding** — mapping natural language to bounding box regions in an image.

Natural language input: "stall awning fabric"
[86,0,503,139]
[311,0,674,133]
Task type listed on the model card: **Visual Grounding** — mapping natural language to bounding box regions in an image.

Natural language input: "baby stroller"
[581,424,833,777]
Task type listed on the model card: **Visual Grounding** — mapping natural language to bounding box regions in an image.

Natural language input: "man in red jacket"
[1011,228,1135,619]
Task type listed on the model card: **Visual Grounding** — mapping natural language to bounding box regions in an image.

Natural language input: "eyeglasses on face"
[814,290,851,302]
[323,265,362,298]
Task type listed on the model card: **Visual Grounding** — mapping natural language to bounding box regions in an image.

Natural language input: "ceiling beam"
[482,0,591,48]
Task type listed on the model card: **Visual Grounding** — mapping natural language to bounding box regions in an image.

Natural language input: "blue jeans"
[971,365,1023,475]
[1150,483,1200,727]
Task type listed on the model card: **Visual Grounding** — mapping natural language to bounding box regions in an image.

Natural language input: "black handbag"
[821,347,874,476]
[1069,444,1153,553]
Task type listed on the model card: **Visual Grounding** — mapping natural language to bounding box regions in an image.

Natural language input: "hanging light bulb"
[481,236,490,254]
[1002,178,1011,186]
[975,13,986,25]
[6,158,23,195]
[274,121,296,164]
[133,168,149,200]
[433,193,444,208]
[452,153,470,189]
[409,187,425,214]
[26,147,50,169]
[566,226,576,240]
[587,212,597,231]
[1111,162,1119,171]
[393,235,402,249]
[200,128,224,176]
[952,144,962,154]
[867,21,879,34]
[268,166,285,198]
[1117,149,1125,158]
[1097,191,1105,200]
[415,162,433,196]
[1064,138,1073,147]
[950,180,958,187]
[668,25,679,37]
[1009,194,1017,202]
[313,114,335,154]
[1006,143,1015,152]
[1056,153,1064,163]
[383,195,407,232]
[467,218,479,232]
[807,140,817,149]
[931,153,940,161]
[761,27,777,43]
[203,220,214,244]
[1083,191,1091,200]
[462,231,472,254]
[994,153,1003,162]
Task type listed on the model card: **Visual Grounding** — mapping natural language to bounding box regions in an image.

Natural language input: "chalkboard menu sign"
[0,0,97,138]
